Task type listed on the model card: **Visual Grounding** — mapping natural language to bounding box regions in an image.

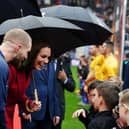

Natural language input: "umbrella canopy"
[0,15,95,57]
[0,0,41,24]
[41,5,112,44]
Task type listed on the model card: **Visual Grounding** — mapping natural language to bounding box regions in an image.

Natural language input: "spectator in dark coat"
[52,55,75,129]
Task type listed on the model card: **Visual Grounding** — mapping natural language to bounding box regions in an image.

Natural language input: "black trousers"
[52,119,62,129]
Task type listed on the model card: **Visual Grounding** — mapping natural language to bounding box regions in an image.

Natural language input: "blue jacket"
[24,62,60,120]
[0,51,8,129]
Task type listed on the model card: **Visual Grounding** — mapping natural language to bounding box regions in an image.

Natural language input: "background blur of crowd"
[37,0,115,27]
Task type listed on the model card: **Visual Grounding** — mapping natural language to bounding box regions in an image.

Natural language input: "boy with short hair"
[87,81,120,129]
[72,80,103,128]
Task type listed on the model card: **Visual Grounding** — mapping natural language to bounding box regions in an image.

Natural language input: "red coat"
[5,65,32,129]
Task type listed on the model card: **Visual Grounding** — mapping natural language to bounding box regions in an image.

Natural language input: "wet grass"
[62,66,86,129]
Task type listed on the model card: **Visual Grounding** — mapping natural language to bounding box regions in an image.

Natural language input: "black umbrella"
[41,5,112,44]
[0,0,41,24]
[0,15,94,57]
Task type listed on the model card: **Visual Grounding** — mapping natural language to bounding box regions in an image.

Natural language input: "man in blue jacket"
[0,28,32,129]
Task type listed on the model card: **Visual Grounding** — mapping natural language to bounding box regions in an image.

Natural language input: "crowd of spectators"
[37,0,115,27]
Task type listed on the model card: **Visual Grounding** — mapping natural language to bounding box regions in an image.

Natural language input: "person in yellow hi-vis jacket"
[100,41,118,80]
[84,41,118,93]
[85,45,104,89]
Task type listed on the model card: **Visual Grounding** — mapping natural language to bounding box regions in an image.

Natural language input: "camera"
[57,54,70,71]
[57,57,64,71]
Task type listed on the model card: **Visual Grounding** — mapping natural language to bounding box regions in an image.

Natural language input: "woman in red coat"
[5,42,51,129]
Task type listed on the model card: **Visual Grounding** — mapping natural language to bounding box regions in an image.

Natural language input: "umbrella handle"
[34,88,39,104]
